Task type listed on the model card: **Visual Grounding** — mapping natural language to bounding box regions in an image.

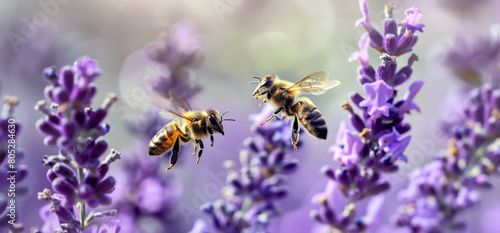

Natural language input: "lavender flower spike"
[396,85,500,232]
[112,21,204,233]
[312,2,424,232]
[202,105,302,232]
[144,20,204,100]
[35,56,121,232]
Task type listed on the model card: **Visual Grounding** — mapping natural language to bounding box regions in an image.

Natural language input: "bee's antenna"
[220,110,236,122]
[249,77,261,84]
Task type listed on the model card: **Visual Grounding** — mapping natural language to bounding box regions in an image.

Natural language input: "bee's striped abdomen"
[296,97,327,140]
[148,122,185,156]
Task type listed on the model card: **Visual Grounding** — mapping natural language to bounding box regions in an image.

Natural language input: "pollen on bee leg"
[291,135,299,150]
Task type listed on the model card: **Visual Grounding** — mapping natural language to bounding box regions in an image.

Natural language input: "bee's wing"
[286,71,340,95]
[167,90,192,112]
[151,91,194,122]
[159,110,193,122]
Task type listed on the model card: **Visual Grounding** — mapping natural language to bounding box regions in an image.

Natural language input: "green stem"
[464,139,491,176]
[78,167,86,230]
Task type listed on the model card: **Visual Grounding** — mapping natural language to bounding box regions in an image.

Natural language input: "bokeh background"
[1,0,500,232]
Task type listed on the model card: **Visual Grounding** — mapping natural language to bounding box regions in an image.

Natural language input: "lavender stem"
[77,167,86,230]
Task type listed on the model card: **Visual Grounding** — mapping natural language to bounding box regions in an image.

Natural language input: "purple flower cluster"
[35,56,121,232]
[356,0,423,57]
[442,26,500,86]
[396,84,500,232]
[110,140,183,233]
[126,20,205,138]
[144,20,204,101]
[0,95,27,233]
[201,105,301,232]
[111,21,204,232]
[37,190,120,233]
[310,1,424,231]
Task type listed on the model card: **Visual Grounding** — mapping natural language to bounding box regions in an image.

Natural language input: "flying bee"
[251,71,340,150]
[148,96,235,171]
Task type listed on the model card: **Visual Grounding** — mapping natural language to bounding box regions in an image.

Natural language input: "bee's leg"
[291,114,300,151]
[258,92,269,107]
[259,99,267,107]
[207,126,214,147]
[192,144,197,155]
[167,136,181,171]
[196,140,204,164]
[259,106,284,127]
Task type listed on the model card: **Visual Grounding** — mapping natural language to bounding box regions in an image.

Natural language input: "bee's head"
[251,75,274,99]
[207,109,235,135]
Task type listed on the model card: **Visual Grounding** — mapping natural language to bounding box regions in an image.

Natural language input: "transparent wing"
[151,90,193,121]
[286,71,340,95]
[158,110,193,121]
[167,90,192,112]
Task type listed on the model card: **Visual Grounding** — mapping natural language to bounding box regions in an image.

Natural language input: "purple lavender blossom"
[396,85,500,232]
[125,20,205,139]
[110,21,205,232]
[331,123,364,167]
[310,181,386,232]
[355,0,424,57]
[37,189,118,233]
[35,56,121,232]
[144,20,204,100]
[441,26,500,86]
[439,27,500,137]
[401,8,425,33]
[110,140,183,233]
[201,105,302,232]
[0,95,27,233]
[359,80,394,118]
[311,1,424,232]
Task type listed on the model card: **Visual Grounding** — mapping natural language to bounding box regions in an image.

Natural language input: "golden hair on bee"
[251,71,340,150]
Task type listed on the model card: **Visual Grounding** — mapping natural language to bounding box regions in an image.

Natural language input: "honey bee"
[148,96,234,171]
[251,71,340,150]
